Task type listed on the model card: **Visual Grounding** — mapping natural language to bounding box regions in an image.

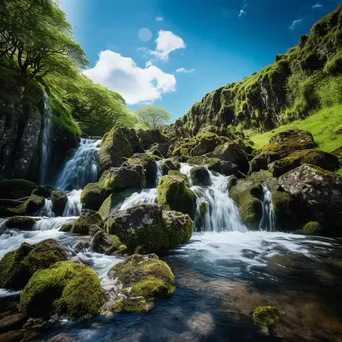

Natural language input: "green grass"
[247,104,342,152]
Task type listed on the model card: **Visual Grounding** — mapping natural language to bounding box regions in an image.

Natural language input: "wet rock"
[72,240,90,253]
[32,186,52,198]
[46,333,78,342]
[3,216,40,230]
[0,330,22,342]
[160,159,180,175]
[71,210,103,235]
[51,190,68,216]
[80,182,108,211]
[0,313,27,333]
[91,230,126,255]
[252,305,280,326]
[0,239,67,290]
[190,166,211,186]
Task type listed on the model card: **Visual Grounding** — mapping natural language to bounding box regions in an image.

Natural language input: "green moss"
[172,139,196,157]
[4,216,40,230]
[252,305,280,326]
[20,261,105,320]
[81,183,107,211]
[297,221,323,235]
[160,159,179,175]
[0,239,67,290]
[125,154,157,187]
[111,297,148,313]
[0,179,37,199]
[8,194,45,216]
[72,210,103,235]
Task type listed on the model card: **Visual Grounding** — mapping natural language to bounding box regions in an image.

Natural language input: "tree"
[0,0,87,83]
[135,105,171,130]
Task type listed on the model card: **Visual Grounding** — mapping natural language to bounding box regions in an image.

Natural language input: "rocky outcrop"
[137,129,163,149]
[72,210,103,234]
[190,166,211,186]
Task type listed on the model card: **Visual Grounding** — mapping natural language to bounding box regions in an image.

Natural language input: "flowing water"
[259,184,277,232]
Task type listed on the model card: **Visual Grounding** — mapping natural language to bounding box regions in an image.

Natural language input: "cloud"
[289,19,302,30]
[156,16,164,21]
[140,30,186,61]
[176,67,195,73]
[238,4,247,17]
[312,3,322,9]
[84,50,176,105]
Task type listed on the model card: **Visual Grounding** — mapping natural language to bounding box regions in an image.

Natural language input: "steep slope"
[176,5,342,135]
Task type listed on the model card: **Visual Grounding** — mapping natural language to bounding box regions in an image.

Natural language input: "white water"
[56,139,102,191]
[118,189,157,211]
[35,198,55,218]
[63,189,82,217]
[259,184,277,232]
[39,93,53,185]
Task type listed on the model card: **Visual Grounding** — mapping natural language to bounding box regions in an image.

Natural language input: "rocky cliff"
[176,5,342,135]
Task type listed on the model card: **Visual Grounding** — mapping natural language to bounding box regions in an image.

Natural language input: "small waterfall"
[118,189,157,211]
[155,160,162,186]
[39,93,53,185]
[34,217,77,231]
[56,139,101,191]
[259,184,277,232]
[35,198,54,218]
[63,190,82,217]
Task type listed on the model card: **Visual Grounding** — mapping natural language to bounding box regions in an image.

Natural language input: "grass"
[247,104,342,152]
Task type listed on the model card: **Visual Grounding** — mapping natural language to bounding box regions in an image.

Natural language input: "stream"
[1,137,342,341]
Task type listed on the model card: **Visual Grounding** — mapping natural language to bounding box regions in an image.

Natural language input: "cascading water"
[56,139,102,191]
[259,184,277,232]
[63,189,82,217]
[35,198,54,218]
[39,93,53,185]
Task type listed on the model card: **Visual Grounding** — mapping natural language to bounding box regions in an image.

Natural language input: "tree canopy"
[135,105,171,130]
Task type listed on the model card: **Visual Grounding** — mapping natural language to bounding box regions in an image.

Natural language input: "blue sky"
[60,0,340,122]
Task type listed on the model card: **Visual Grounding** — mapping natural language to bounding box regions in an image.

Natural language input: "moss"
[80,183,107,211]
[59,223,73,232]
[111,297,148,313]
[125,154,157,187]
[0,239,67,290]
[172,139,196,157]
[196,201,209,231]
[4,216,40,230]
[252,305,280,326]
[160,159,179,175]
[297,221,323,235]
[8,194,45,216]
[157,174,196,218]
[20,261,105,320]
[72,210,103,235]
[0,179,37,199]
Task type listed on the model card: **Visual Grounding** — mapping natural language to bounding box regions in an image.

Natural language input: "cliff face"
[176,5,342,135]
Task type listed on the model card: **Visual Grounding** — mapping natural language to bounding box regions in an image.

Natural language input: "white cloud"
[145,61,153,67]
[156,16,164,21]
[289,19,302,30]
[176,67,195,73]
[312,3,322,9]
[238,4,247,17]
[141,30,186,61]
[84,50,176,105]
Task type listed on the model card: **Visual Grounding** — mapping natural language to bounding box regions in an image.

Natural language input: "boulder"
[270,149,340,177]
[191,132,226,156]
[0,239,67,290]
[0,179,37,199]
[151,143,169,157]
[99,127,143,170]
[20,261,105,320]
[137,129,163,149]
[190,166,211,186]
[80,183,108,211]
[157,172,196,218]
[105,204,193,253]
[71,210,103,235]
[213,142,249,174]
[3,216,40,230]
[296,221,323,235]
[51,190,67,216]
[160,159,180,175]
[279,164,342,235]
[5,194,45,217]
[104,254,175,314]
[171,138,197,157]
[249,152,281,173]
[91,230,127,255]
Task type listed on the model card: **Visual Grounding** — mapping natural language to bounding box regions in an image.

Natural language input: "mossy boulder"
[137,129,163,149]
[296,221,323,235]
[20,261,105,320]
[3,216,40,230]
[124,153,157,187]
[195,201,209,231]
[191,132,226,156]
[249,152,281,173]
[99,164,146,191]
[0,239,67,290]
[171,138,197,157]
[190,166,211,186]
[80,182,108,211]
[71,210,103,235]
[252,305,280,326]
[90,230,127,255]
[7,194,45,216]
[229,180,263,230]
[105,204,193,253]
[0,179,37,199]
[160,159,180,175]
[51,190,67,216]
[105,254,175,313]
[157,173,196,218]
[99,127,143,170]
[270,149,340,177]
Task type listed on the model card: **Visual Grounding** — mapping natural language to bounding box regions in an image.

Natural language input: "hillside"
[175,5,342,135]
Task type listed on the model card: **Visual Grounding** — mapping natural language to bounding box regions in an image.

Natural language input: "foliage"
[135,105,171,130]
[252,306,280,326]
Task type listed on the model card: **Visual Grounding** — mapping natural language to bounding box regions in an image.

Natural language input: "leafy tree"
[135,105,171,130]
[0,0,87,83]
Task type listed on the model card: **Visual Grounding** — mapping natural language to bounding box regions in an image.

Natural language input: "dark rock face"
[249,152,281,173]
[51,190,68,216]
[279,164,342,234]
[137,129,163,149]
[190,166,211,186]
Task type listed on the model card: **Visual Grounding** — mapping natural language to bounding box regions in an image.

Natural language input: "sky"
[60,0,340,122]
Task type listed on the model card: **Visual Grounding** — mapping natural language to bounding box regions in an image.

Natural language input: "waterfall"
[56,139,101,191]
[63,189,82,217]
[155,160,162,186]
[34,216,77,231]
[39,93,53,185]
[118,189,157,211]
[259,184,277,232]
[35,198,54,218]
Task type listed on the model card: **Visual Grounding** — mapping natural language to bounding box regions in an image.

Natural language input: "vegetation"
[136,105,171,130]
[252,305,280,326]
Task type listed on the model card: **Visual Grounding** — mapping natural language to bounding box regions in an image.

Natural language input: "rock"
[191,132,226,156]
[91,231,126,255]
[123,153,157,187]
[279,164,342,235]
[99,164,146,191]
[71,210,103,235]
[51,190,67,216]
[160,159,180,175]
[270,149,340,177]
[105,204,193,253]
[3,216,40,230]
[157,172,196,218]
[32,186,52,198]
[0,330,22,342]
[0,313,27,333]
[151,143,169,157]
[80,182,108,211]
[190,166,211,186]
[99,127,143,170]
[249,152,281,173]
[229,179,263,230]
[213,141,249,174]
[296,221,323,235]
[171,138,197,157]
[20,261,105,320]
[59,223,73,232]
[262,130,315,158]
[195,201,209,232]
[137,129,163,149]
[0,239,67,290]
[252,305,280,326]
[105,254,175,313]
